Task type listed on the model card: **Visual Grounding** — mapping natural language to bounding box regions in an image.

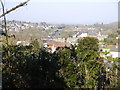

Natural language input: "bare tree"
[0,0,8,45]
[0,0,30,45]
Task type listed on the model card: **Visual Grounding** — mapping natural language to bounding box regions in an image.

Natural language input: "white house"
[51,44,56,53]
[79,33,88,38]
[109,45,120,58]
[16,41,29,46]
[97,32,108,40]
[16,41,22,45]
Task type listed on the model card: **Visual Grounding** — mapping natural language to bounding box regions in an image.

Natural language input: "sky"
[1,0,119,25]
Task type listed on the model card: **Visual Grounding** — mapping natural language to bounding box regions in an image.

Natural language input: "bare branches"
[0,0,8,45]
[0,0,30,47]
[0,0,30,18]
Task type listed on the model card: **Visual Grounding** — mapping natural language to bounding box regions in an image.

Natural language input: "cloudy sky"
[1,0,119,24]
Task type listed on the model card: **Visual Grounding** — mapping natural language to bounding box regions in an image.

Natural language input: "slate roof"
[110,45,120,52]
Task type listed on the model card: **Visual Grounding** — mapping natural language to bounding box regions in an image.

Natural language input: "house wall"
[110,52,120,58]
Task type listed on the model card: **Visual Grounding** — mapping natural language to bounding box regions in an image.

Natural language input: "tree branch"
[0,0,30,18]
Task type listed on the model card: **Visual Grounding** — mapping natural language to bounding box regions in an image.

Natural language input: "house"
[47,41,70,53]
[78,33,88,38]
[109,45,120,58]
[16,40,29,46]
[97,32,108,40]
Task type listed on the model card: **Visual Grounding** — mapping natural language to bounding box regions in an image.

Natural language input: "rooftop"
[110,45,120,52]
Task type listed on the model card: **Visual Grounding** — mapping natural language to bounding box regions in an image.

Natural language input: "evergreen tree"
[76,37,106,88]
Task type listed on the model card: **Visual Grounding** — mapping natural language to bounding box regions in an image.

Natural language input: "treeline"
[2,37,120,89]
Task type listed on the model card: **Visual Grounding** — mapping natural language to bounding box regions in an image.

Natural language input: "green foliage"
[108,34,118,38]
[105,56,120,88]
[104,38,118,45]
[57,48,78,88]
[104,33,118,45]
[2,43,66,88]
[101,51,110,55]
[76,37,99,61]
[56,37,107,88]
[105,61,120,88]
[2,36,120,89]
[29,39,40,52]
[76,37,106,88]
